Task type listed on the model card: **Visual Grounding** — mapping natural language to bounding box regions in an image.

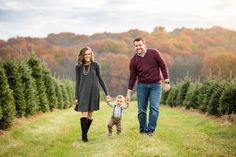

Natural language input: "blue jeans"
[137,83,162,133]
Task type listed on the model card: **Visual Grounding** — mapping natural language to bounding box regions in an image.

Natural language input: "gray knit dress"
[75,62,108,112]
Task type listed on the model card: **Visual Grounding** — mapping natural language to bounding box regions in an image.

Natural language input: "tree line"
[161,76,236,117]
[0,54,74,130]
[1,26,236,96]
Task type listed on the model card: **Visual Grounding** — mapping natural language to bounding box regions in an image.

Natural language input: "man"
[126,37,170,136]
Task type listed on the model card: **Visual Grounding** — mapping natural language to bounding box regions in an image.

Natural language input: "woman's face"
[84,50,92,63]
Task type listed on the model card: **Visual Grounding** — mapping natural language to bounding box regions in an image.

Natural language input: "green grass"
[0,102,236,157]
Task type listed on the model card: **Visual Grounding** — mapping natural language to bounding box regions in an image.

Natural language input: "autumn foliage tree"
[201,53,236,79]
[1,26,236,95]
[98,53,129,96]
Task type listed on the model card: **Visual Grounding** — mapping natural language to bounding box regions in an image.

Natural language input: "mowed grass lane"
[0,101,235,157]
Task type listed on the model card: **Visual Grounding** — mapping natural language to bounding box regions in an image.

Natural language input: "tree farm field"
[0,101,235,157]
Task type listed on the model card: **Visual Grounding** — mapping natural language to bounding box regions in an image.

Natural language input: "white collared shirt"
[107,102,128,118]
[137,48,147,57]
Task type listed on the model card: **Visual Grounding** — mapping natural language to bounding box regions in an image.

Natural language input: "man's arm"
[125,89,132,104]
[155,49,171,92]
[126,58,136,103]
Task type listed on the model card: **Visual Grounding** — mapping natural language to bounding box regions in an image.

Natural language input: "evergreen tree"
[219,80,236,115]
[43,67,57,111]
[61,82,70,109]
[197,78,216,112]
[54,79,63,109]
[69,81,75,106]
[0,62,15,129]
[172,84,180,107]
[27,54,49,112]
[183,82,196,109]
[0,106,2,120]
[18,60,39,116]
[176,77,191,105]
[65,82,72,107]
[64,80,74,107]
[3,59,26,117]
[166,85,179,107]
[186,83,201,109]
[161,89,170,105]
[207,80,228,116]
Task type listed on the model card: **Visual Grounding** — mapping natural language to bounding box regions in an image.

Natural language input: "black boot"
[80,117,88,142]
[87,119,93,133]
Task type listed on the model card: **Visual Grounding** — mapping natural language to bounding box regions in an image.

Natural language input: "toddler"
[106,95,129,135]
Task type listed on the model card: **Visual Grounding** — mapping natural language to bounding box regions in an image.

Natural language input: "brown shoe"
[147,132,154,136]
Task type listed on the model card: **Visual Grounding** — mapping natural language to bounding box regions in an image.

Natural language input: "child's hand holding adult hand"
[106,95,111,102]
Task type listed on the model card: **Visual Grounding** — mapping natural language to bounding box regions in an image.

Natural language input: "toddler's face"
[115,98,124,106]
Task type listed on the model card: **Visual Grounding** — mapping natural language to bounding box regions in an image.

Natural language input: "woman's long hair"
[77,46,94,65]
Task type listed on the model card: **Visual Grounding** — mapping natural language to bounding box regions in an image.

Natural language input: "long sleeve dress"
[75,61,108,112]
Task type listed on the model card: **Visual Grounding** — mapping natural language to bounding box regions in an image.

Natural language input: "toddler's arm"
[106,98,115,107]
[121,102,129,109]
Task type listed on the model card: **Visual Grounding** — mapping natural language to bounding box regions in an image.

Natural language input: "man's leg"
[137,83,149,133]
[147,84,162,134]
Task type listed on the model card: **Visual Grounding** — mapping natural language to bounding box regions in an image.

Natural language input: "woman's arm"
[95,62,109,96]
[75,65,80,100]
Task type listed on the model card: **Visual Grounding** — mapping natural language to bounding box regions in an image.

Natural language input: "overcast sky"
[0,0,236,40]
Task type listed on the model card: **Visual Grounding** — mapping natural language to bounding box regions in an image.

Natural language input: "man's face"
[134,40,146,55]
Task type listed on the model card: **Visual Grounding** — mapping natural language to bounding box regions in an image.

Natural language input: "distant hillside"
[1,26,236,95]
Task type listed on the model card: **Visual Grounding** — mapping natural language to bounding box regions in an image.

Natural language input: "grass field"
[0,101,236,157]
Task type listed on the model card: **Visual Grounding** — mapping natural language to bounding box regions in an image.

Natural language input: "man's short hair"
[133,37,145,45]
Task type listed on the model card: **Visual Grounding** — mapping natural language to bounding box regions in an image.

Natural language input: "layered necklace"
[83,63,91,75]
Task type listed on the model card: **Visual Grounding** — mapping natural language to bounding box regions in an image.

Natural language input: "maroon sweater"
[128,48,169,90]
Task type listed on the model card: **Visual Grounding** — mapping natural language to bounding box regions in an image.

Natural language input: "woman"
[75,46,110,142]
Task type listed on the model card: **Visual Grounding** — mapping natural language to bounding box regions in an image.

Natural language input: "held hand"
[125,95,130,104]
[163,84,170,92]
[126,89,132,104]
[106,95,111,102]
[74,99,78,105]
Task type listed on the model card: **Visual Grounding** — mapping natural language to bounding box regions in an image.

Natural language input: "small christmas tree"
[0,62,15,129]
[176,76,191,105]
[43,67,57,111]
[207,80,227,116]
[18,60,39,116]
[54,79,64,109]
[3,59,26,117]
[219,80,236,115]
[61,82,70,109]
[27,54,49,112]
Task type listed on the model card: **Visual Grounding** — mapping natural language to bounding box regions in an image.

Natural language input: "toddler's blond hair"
[116,95,125,102]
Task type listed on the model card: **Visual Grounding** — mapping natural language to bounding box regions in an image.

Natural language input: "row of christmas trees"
[161,76,236,116]
[0,54,75,130]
